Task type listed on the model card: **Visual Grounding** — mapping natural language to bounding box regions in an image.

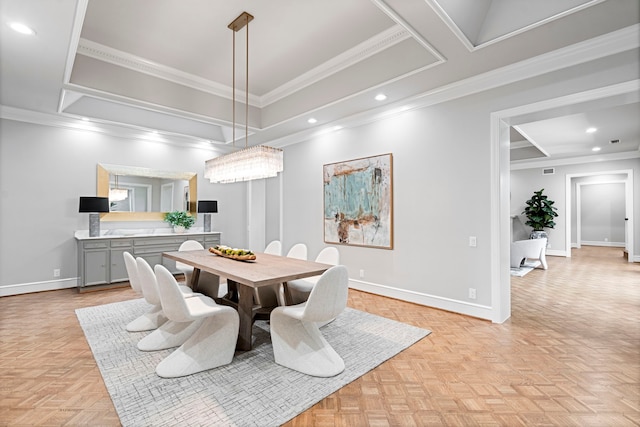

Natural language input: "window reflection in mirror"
[108,175,190,213]
[97,164,197,221]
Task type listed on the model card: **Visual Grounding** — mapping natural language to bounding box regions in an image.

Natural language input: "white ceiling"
[1,0,638,164]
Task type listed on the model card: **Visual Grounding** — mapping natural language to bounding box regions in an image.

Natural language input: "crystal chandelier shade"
[109,175,128,201]
[205,145,283,183]
[204,11,284,184]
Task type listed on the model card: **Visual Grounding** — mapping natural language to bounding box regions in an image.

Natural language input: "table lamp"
[79,196,109,237]
[197,200,218,232]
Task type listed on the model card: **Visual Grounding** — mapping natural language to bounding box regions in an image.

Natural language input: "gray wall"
[2,45,638,321]
[511,163,638,253]
[0,119,246,289]
[581,182,626,245]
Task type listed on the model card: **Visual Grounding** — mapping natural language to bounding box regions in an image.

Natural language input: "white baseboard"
[580,241,626,247]
[348,279,493,321]
[546,249,566,257]
[0,278,78,297]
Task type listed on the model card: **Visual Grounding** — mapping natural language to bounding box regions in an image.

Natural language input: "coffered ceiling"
[1,0,638,163]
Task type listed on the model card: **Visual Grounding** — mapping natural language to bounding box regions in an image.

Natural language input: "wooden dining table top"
[162,249,332,288]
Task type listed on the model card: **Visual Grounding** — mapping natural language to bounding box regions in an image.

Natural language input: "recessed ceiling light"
[9,22,36,35]
[375,94,387,101]
[586,127,597,133]
[307,118,317,124]
[592,146,601,152]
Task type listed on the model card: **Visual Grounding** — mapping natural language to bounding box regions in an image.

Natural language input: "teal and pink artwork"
[323,154,393,249]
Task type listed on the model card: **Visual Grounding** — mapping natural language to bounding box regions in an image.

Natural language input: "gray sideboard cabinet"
[75,231,221,291]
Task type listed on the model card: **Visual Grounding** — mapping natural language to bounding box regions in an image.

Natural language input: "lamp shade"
[79,196,109,213]
[197,200,218,213]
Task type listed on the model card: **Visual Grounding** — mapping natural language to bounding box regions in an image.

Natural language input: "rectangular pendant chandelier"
[204,145,283,183]
[205,11,283,184]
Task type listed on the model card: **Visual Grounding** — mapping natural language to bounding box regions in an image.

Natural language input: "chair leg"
[540,253,548,270]
[271,309,344,377]
[155,310,239,378]
[137,318,203,351]
[126,305,168,332]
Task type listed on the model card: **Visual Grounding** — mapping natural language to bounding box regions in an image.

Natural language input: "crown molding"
[76,38,247,105]
[427,0,607,52]
[510,151,640,170]
[261,24,423,106]
[0,105,221,152]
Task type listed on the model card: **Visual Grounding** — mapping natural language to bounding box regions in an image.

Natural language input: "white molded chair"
[153,264,239,378]
[270,265,349,377]
[253,240,283,308]
[135,257,203,351]
[176,240,223,298]
[286,247,339,305]
[123,251,168,332]
[286,243,307,260]
[175,240,204,286]
[276,243,308,305]
[510,238,548,270]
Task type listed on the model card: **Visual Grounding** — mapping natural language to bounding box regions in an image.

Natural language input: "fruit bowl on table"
[209,245,256,261]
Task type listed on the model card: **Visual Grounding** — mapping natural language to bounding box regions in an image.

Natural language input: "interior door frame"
[568,171,633,259]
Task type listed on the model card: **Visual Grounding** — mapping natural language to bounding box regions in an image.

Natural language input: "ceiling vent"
[542,168,555,175]
[609,139,620,144]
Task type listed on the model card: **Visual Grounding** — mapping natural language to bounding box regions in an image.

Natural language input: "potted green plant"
[522,188,558,240]
[164,210,195,233]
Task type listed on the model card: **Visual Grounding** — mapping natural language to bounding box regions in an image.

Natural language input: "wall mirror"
[97,164,197,221]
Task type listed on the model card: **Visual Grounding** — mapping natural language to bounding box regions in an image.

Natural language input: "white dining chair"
[253,240,283,309]
[175,240,204,286]
[123,251,168,332]
[286,243,307,260]
[276,243,308,305]
[286,247,339,305]
[135,257,203,351]
[176,240,223,298]
[270,265,349,377]
[153,264,239,378]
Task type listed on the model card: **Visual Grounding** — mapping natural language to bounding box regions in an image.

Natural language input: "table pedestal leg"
[231,279,253,351]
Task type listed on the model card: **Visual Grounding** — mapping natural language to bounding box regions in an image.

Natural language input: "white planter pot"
[173,225,186,234]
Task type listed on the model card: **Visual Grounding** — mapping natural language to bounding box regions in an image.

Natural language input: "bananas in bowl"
[209,244,256,261]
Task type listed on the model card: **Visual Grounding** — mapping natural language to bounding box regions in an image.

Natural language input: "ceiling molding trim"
[61,0,88,87]
[60,83,237,135]
[261,24,418,106]
[512,125,550,157]
[267,28,639,148]
[427,0,607,52]
[0,105,222,152]
[371,0,445,61]
[510,150,640,170]
[425,0,475,52]
[76,38,255,105]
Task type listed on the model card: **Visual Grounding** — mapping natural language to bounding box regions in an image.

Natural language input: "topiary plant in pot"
[522,188,558,240]
[164,210,195,233]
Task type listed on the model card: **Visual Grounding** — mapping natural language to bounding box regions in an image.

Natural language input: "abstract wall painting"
[323,153,393,249]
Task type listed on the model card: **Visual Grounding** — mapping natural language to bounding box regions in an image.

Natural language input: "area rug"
[76,299,430,427]
[510,260,541,277]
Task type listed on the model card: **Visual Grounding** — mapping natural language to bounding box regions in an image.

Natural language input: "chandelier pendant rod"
[232,28,236,148]
[245,18,249,149]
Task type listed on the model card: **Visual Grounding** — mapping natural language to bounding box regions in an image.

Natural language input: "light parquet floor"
[1,246,638,426]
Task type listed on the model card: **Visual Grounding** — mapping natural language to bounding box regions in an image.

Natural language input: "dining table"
[162,249,332,351]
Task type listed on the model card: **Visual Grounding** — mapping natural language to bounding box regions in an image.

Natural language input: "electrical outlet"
[469,288,476,299]
[53,269,61,278]
[359,269,365,278]
[469,236,477,247]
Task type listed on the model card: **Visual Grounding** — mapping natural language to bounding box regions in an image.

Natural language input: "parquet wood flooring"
[1,246,638,426]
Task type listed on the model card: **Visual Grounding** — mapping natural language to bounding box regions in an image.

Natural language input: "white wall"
[511,163,638,254]
[272,49,639,321]
[580,182,626,245]
[0,119,247,292]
